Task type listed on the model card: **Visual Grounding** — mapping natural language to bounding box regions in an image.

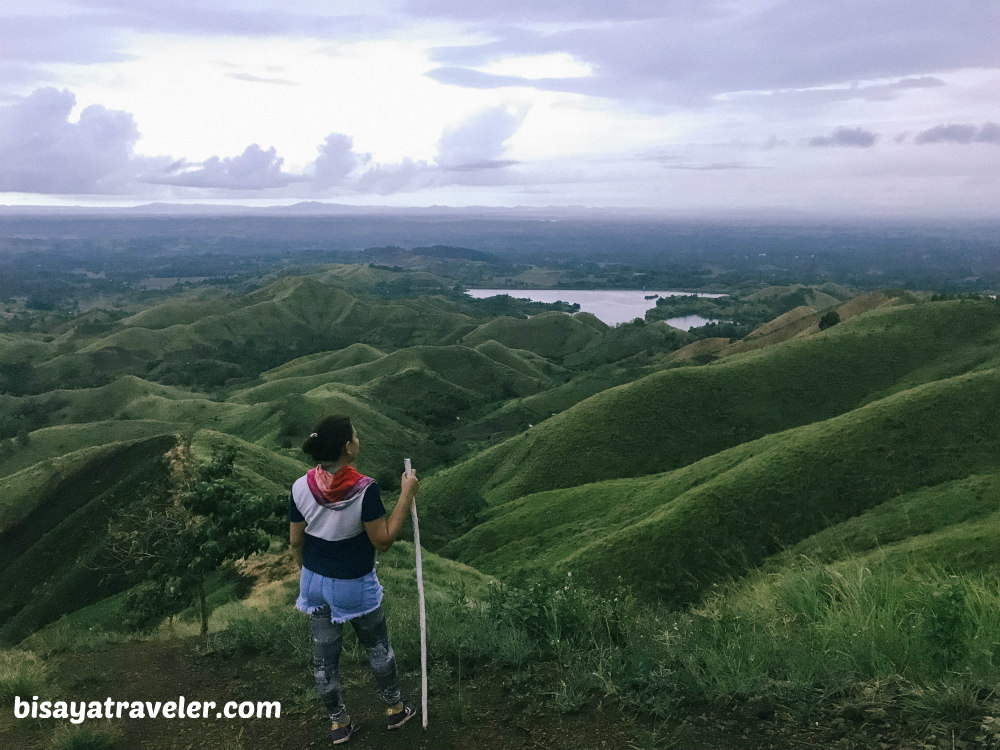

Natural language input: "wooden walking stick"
[404,458,428,728]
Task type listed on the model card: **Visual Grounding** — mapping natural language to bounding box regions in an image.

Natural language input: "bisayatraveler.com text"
[13,695,281,724]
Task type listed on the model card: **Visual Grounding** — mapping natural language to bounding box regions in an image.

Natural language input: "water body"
[466,289,725,329]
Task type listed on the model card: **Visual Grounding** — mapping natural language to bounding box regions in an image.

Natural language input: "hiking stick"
[405,458,428,729]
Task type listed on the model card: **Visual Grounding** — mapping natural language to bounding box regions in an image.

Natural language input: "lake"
[466,289,725,328]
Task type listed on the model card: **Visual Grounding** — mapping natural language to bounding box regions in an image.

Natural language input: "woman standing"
[289,414,419,744]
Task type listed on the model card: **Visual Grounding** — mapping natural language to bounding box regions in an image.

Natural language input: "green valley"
[2,213,1000,750]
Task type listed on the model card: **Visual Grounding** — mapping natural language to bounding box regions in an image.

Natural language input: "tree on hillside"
[818,310,841,330]
[109,436,282,635]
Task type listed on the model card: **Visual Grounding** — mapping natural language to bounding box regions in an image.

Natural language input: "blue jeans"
[310,604,402,722]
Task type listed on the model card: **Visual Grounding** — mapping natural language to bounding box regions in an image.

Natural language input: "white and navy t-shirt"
[288,475,387,580]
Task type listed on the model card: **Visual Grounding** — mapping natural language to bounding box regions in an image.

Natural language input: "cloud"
[355,158,435,194]
[436,106,526,169]
[341,108,528,195]
[46,0,398,38]
[809,127,879,148]
[313,133,371,188]
[425,1,1000,108]
[723,76,948,107]
[0,87,139,193]
[915,122,1000,144]
[0,15,131,65]
[226,73,297,86]
[406,0,705,22]
[154,144,298,189]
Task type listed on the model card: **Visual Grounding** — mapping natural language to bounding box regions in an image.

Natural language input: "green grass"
[0,649,48,703]
[50,722,124,750]
[678,558,1000,724]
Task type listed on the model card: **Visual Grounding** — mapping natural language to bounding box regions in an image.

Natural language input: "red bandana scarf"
[306,465,374,507]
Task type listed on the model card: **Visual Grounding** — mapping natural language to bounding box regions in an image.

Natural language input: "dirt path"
[2,637,958,749]
[3,638,635,750]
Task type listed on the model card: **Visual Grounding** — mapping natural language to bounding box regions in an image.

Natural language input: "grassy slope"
[443,366,1000,604]
[0,429,304,646]
[420,300,1000,544]
[459,311,606,359]
[259,343,386,381]
[0,434,179,644]
[30,278,478,389]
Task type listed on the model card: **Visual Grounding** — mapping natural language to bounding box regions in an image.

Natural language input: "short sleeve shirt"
[288,479,386,579]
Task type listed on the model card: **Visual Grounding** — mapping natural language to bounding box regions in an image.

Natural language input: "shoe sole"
[387,709,417,731]
[331,722,357,744]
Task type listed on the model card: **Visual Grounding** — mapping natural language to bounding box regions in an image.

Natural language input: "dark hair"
[302,414,354,462]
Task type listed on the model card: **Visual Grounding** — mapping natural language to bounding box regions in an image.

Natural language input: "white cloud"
[436,106,527,169]
[313,133,371,188]
[153,144,298,189]
[0,87,139,193]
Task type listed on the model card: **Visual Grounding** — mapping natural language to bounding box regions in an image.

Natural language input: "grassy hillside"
[420,299,1000,544]
[442,365,1000,604]
[0,434,179,644]
[459,310,607,360]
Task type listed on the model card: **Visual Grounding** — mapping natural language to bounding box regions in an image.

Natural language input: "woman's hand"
[401,470,419,502]
[366,472,420,552]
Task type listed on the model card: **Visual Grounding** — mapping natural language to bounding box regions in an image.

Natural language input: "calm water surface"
[466,289,725,328]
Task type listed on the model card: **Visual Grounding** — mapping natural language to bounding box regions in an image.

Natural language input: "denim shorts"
[296,567,384,624]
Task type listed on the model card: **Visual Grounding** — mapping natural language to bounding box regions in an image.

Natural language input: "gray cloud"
[0,2,398,95]
[406,0,723,22]
[0,15,132,64]
[916,122,1000,144]
[227,73,297,86]
[0,88,139,193]
[154,144,299,189]
[355,158,435,195]
[436,106,527,170]
[56,0,398,37]
[808,127,879,148]
[313,134,371,188]
[426,1,1000,108]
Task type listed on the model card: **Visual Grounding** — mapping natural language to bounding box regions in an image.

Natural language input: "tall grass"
[0,649,48,703]
[677,558,1000,726]
[206,548,999,737]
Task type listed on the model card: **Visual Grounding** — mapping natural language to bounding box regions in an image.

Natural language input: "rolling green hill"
[459,310,607,360]
[420,299,1000,544]
[0,434,179,644]
[442,365,1000,603]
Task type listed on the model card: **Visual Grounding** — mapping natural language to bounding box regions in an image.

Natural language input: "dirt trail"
[4,638,637,750]
[2,636,935,749]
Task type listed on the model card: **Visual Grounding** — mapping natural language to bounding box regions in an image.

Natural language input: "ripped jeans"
[310,604,402,722]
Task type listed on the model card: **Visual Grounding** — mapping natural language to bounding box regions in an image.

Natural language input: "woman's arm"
[289,521,306,568]
[365,472,419,553]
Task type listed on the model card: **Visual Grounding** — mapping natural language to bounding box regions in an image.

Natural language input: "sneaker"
[386,701,417,730]
[330,718,357,744]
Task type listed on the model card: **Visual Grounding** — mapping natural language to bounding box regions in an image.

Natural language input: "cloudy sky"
[2,0,999,216]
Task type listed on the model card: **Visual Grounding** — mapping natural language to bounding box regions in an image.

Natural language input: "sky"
[1,0,999,217]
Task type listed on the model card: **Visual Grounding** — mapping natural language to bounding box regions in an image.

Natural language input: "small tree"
[818,310,841,330]
[110,436,281,636]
